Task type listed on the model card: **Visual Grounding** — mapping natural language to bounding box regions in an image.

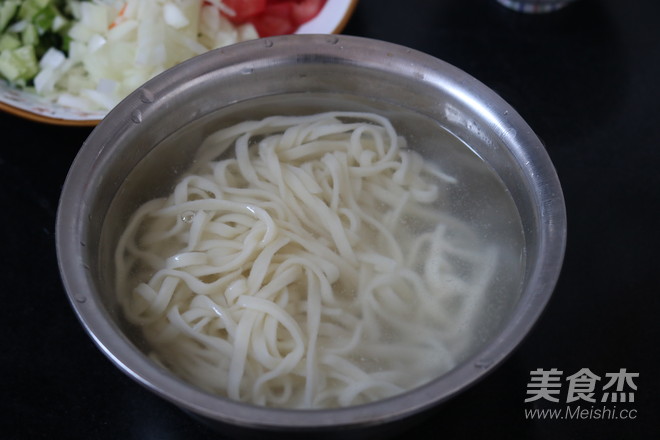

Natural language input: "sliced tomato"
[262,2,295,18]
[250,14,295,36]
[222,0,267,24]
[248,2,293,37]
[221,0,327,38]
[290,0,326,26]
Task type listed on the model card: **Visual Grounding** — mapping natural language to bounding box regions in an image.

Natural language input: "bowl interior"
[57,34,565,431]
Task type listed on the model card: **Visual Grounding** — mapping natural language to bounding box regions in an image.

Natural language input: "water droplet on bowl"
[240,67,253,75]
[74,295,87,303]
[474,359,494,369]
[139,89,155,103]
[501,127,517,139]
[131,110,143,124]
[264,39,273,48]
[326,36,339,45]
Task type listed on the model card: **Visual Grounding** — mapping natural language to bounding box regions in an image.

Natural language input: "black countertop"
[2,0,659,438]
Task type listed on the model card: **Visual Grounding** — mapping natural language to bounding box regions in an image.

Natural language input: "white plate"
[0,0,358,126]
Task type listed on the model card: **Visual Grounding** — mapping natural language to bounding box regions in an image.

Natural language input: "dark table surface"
[2,0,659,439]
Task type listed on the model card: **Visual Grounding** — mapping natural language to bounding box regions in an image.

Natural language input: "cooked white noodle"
[115,111,497,408]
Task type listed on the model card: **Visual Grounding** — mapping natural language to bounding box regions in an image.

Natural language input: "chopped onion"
[35,0,259,112]
[87,34,107,53]
[163,3,190,29]
[39,48,66,70]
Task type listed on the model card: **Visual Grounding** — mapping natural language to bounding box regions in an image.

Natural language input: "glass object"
[496,0,576,13]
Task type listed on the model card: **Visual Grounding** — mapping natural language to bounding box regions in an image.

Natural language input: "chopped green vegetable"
[0,1,20,34]
[22,23,38,46]
[0,45,39,83]
[0,0,75,85]
[18,0,52,21]
[34,4,60,33]
[0,33,21,51]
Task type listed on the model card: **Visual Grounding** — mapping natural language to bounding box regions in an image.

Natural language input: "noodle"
[114,111,497,408]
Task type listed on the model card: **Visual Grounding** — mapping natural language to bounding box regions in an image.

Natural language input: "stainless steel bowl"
[56,34,566,437]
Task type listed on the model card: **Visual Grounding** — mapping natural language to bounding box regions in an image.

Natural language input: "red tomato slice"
[222,0,267,24]
[250,2,295,37]
[290,0,326,26]
[262,2,294,18]
[227,0,327,38]
[250,17,295,37]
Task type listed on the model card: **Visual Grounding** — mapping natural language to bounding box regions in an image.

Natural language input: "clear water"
[106,92,526,402]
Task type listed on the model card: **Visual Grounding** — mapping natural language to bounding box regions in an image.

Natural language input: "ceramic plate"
[0,0,358,126]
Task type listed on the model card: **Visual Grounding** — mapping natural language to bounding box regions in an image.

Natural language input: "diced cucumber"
[34,5,60,34]
[22,23,39,46]
[0,1,20,34]
[0,33,21,51]
[19,0,52,22]
[0,45,39,83]
[0,0,76,84]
